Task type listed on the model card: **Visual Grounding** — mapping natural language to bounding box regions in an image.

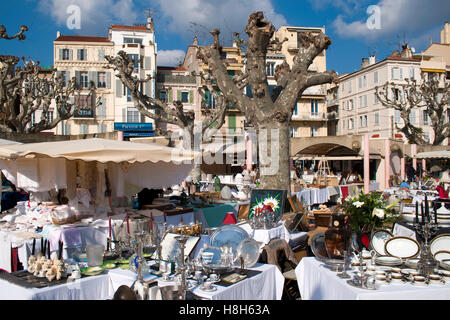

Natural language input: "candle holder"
[174,235,189,300]
[152,221,169,276]
[414,220,439,278]
[346,252,379,290]
[337,251,351,279]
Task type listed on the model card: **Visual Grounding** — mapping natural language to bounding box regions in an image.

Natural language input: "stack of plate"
[436,203,450,227]
[374,255,402,266]
[430,234,450,260]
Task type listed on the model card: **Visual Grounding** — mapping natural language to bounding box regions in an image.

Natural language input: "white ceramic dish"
[405,258,420,269]
[430,234,450,256]
[384,236,420,259]
[440,259,450,270]
[433,250,450,262]
[371,229,393,256]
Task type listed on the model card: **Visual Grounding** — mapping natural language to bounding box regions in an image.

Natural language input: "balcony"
[292,112,327,121]
[156,74,196,84]
[326,98,339,106]
[327,111,339,120]
[74,108,94,118]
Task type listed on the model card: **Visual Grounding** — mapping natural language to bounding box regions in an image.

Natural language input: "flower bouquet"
[342,189,400,249]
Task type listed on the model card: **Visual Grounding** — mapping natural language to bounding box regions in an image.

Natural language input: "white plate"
[440,260,450,270]
[430,234,450,256]
[384,236,420,259]
[371,230,393,256]
[375,256,402,266]
[405,258,420,269]
[434,251,450,262]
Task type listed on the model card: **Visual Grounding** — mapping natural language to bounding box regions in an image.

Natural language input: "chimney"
[369,55,376,65]
[56,31,61,38]
[400,44,412,59]
[361,58,369,69]
[193,36,198,46]
[147,17,153,30]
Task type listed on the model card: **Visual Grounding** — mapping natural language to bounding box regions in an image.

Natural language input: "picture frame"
[248,189,287,221]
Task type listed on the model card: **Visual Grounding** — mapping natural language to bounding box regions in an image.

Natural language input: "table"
[108,263,285,300]
[296,257,450,300]
[0,273,113,300]
[0,263,284,300]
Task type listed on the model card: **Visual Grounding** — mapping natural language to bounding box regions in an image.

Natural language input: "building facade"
[52,19,157,138]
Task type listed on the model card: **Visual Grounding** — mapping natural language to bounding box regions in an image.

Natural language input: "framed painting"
[248,189,287,222]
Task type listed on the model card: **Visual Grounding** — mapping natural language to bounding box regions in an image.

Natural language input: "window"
[359,116,363,127]
[290,127,297,138]
[394,110,401,124]
[375,112,380,125]
[79,71,89,88]
[98,124,107,133]
[363,75,367,87]
[80,124,88,135]
[364,95,368,107]
[423,110,430,125]
[47,111,53,122]
[77,49,87,61]
[311,99,319,117]
[359,96,363,108]
[293,104,298,116]
[348,81,352,93]
[409,67,415,79]
[63,123,71,135]
[98,49,105,61]
[181,91,189,103]
[97,72,107,88]
[266,62,275,76]
[127,54,139,73]
[311,127,319,137]
[391,67,402,80]
[374,92,378,104]
[409,110,416,124]
[349,99,354,111]
[364,115,368,127]
[123,37,143,44]
[349,118,354,129]
[127,107,140,123]
[60,71,68,87]
[126,88,132,102]
[374,71,378,83]
[358,77,362,89]
[159,90,167,102]
[62,49,70,60]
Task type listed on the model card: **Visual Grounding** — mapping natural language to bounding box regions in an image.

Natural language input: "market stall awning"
[0,138,198,164]
[414,150,450,159]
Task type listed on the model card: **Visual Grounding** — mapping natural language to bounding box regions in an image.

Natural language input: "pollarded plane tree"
[105,51,229,181]
[197,11,339,191]
[375,72,449,145]
[0,56,99,133]
[0,24,99,133]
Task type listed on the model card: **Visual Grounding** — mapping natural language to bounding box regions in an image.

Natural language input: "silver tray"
[236,238,260,269]
[210,225,249,250]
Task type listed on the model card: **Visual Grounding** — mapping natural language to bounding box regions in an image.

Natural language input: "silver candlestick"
[414,220,439,278]
[174,235,189,300]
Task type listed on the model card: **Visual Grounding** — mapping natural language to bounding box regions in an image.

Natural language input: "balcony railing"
[292,112,327,121]
[74,108,94,118]
[156,74,196,84]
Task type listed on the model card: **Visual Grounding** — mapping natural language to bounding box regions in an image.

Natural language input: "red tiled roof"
[55,35,111,43]
[110,24,150,31]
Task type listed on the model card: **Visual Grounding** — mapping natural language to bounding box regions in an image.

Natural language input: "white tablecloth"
[0,273,113,300]
[296,257,450,300]
[108,263,284,300]
[239,223,291,246]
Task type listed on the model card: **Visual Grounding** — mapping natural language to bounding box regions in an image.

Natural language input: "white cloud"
[153,0,287,44]
[37,0,139,35]
[331,0,450,44]
[157,50,186,66]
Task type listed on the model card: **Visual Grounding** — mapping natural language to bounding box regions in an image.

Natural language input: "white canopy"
[0,138,198,193]
[414,150,450,159]
[0,138,196,163]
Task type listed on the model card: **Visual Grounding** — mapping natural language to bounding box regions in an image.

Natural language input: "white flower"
[372,208,385,219]
[353,201,364,208]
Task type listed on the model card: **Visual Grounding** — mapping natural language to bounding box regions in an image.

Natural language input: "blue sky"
[1,0,449,75]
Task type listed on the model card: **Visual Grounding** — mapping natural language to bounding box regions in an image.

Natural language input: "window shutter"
[144,57,151,70]
[168,89,173,103]
[205,89,210,107]
[144,81,151,96]
[106,72,111,89]
[69,49,73,60]
[98,49,105,61]
[88,71,96,85]
[228,114,236,132]
[59,49,63,60]
[122,108,126,122]
[75,71,80,86]
[116,79,122,97]
[400,68,403,80]
[65,71,70,85]
[77,49,81,60]
[177,90,181,101]
[189,90,193,104]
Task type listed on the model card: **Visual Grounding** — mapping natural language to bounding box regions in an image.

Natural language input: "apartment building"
[52,18,157,138]
[272,26,329,138]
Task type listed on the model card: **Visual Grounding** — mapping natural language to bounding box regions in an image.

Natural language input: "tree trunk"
[257,120,291,193]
